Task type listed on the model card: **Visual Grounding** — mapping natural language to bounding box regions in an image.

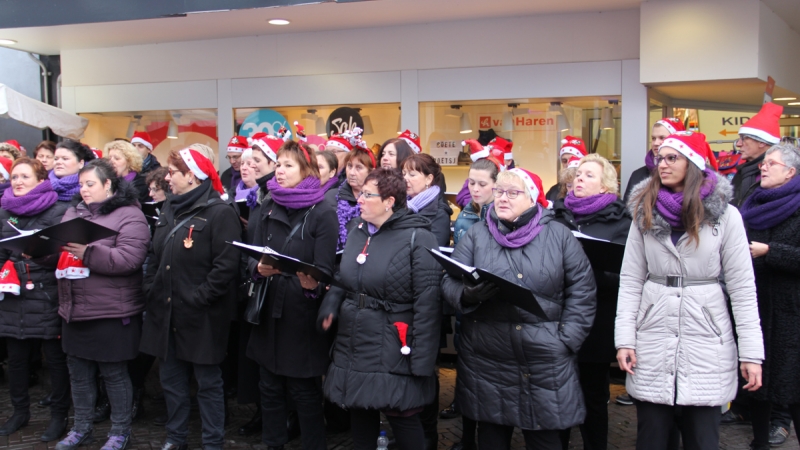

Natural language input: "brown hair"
[364,168,407,211]
[11,157,48,181]
[34,141,56,157]
[167,150,190,176]
[632,159,709,246]
[316,150,339,173]
[378,138,414,168]
[344,148,377,171]
[402,153,443,187]
[277,140,320,179]
[146,166,170,192]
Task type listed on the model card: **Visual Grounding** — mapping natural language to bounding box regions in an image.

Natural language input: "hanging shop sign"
[327,107,364,137]
[429,140,460,166]
[239,109,290,138]
[478,112,555,131]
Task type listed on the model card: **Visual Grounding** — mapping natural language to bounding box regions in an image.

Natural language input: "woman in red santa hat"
[623,117,686,203]
[139,148,241,450]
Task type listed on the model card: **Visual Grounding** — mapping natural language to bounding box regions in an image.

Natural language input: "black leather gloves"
[461,276,499,306]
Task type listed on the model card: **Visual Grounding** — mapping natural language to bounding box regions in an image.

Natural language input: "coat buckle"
[665,276,683,288]
[358,293,366,309]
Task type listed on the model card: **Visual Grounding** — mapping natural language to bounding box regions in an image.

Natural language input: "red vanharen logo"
[479,116,492,129]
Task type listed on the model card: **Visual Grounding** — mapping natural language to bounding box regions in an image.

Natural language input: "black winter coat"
[0,201,68,339]
[747,208,800,405]
[623,166,650,203]
[130,172,151,203]
[140,182,241,365]
[319,210,442,411]
[441,210,596,430]
[414,195,452,247]
[246,196,338,378]
[731,153,764,208]
[553,198,631,363]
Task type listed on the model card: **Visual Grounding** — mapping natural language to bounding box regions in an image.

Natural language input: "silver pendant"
[356,253,367,264]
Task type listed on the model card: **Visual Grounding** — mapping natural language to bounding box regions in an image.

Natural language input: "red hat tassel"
[393,322,411,355]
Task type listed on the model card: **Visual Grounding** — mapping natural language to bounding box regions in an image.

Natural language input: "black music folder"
[235,200,250,221]
[428,248,549,320]
[0,217,119,258]
[142,201,163,227]
[228,241,332,283]
[572,231,626,274]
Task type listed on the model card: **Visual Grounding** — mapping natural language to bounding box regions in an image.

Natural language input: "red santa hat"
[398,130,421,154]
[131,131,154,151]
[738,102,783,144]
[55,252,89,280]
[393,322,411,355]
[463,139,490,162]
[179,148,225,195]
[251,134,282,162]
[509,168,549,209]
[566,156,581,169]
[560,136,588,158]
[91,148,103,159]
[293,122,307,142]
[226,136,249,154]
[325,135,354,153]
[488,137,514,161]
[276,126,292,142]
[0,260,20,298]
[660,131,719,171]
[0,157,12,180]
[4,140,21,151]
[655,117,686,134]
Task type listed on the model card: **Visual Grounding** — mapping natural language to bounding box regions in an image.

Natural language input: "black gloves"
[461,276,499,306]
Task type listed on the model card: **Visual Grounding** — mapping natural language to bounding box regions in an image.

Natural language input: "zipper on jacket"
[636,304,654,331]
[701,307,723,344]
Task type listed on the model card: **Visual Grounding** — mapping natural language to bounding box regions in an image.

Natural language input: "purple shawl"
[456,179,470,208]
[740,174,800,230]
[321,175,338,193]
[486,206,544,249]
[656,168,718,228]
[235,180,258,202]
[408,185,440,213]
[563,192,618,219]
[266,176,325,210]
[123,171,137,182]
[645,151,657,172]
[49,171,80,201]
[1,180,59,216]
[337,184,360,251]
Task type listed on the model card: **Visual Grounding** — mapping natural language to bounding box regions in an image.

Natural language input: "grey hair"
[766,143,800,173]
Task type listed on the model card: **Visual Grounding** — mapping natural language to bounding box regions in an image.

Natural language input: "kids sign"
[478,112,555,130]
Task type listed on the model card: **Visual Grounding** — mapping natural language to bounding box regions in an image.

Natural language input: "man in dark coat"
[730,103,783,207]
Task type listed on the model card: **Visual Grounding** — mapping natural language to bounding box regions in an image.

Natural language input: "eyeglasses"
[357,192,382,199]
[758,160,788,170]
[492,188,524,199]
[148,186,163,193]
[167,168,181,177]
[226,154,242,161]
[655,154,682,166]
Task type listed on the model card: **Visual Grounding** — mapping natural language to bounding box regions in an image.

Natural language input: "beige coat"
[615,175,763,407]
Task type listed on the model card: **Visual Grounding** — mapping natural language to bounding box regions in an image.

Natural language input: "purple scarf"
[655,169,718,228]
[48,171,80,202]
[337,185,360,251]
[266,176,326,210]
[408,185,440,213]
[230,169,241,191]
[740,175,800,230]
[235,180,258,202]
[645,151,657,172]
[321,175,338,193]
[486,206,544,249]
[123,171,137,182]
[563,192,618,219]
[1,180,59,216]
[456,179,470,208]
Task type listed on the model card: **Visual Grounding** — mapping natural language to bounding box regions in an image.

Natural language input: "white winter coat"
[615,175,763,407]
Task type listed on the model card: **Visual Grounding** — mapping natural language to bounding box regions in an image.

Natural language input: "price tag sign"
[430,140,460,166]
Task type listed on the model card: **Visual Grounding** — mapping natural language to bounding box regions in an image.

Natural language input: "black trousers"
[127,352,156,389]
[419,370,440,449]
[350,408,425,450]
[635,401,719,450]
[478,421,562,450]
[7,337,70,417]
[750,400,800,447]
[259,367,325,450]
[577,362,610,450]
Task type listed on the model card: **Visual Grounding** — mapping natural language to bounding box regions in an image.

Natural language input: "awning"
[0,83,89,140]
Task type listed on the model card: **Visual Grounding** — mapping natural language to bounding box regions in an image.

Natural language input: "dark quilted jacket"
[0,201,69,339]
[441,210,596,431]
[319,210,443,411]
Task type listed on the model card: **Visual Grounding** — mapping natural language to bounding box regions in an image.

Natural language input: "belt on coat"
[646,274,718,288]
[345,293,414,313]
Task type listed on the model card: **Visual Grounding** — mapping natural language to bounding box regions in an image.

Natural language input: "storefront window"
[418,97,622,192]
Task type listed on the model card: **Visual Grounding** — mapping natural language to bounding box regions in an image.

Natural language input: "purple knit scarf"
[123,171,137,182]
[266,176,325,210]
[486,206,544,249]
[408,185,440,213]
[456,179,470,208]
[321,175,339,193]
[740,174,800,230]
[645,151,657,172]
[336,184,360,251]
[48,171,80,201]
[655,168,718,228]
[1,180,59,216]
[563,192,618,219]
[235,180,258,202]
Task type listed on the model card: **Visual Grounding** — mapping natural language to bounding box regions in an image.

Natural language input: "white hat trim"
[400,137,421,153]
[0,283,19,295]
[253,140,279,162]
[560,147,584,158]
[737,126,780,145]
[131,137,153,151]
[504,152,513,161]
[470,148,490,162]
[226,145,245,154]
[656,120,677,134]
[567,159,581,169]
[55,267,90,280]
[660,137,706,170]
[179,149,209,181]
[325,140,351,153]
[509,168,539,202]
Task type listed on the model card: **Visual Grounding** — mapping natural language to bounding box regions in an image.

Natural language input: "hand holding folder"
[0,217,119,258]
[228,241,332,284]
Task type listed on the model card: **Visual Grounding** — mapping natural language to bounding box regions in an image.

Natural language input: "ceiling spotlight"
[445,105,463,118]
[0,39,17,45]
[126,115,142,139]
[268,19,290,25]
[460,113,472,134]
[557,115,570,133]
[167,114,181,139]
[301,109,318,121]
[601,108,614,130]
[316,116,326,136]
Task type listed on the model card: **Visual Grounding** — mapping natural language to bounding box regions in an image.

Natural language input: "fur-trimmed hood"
[71,180,142,216]
[626,172,732,240]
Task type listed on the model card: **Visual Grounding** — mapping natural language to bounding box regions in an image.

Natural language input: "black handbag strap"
[279,205,314,253]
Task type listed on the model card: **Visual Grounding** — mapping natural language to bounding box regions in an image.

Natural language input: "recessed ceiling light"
[775,97,797,101]
[788,102,800,106]
[0,39,17,45]
[268,19,290,25]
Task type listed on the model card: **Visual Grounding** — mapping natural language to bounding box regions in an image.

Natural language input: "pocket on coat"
[382,321,413,376]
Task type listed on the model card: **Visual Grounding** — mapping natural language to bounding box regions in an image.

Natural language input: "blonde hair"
[187,143,216,165]
[578,153,619,196]
[558,167,578,199]
[0,143,21,160]
[496,170,532,199]
[104,140,143,173]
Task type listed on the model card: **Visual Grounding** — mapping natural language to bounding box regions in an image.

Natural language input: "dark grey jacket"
[441,210,596,430]
[319,210,442,411]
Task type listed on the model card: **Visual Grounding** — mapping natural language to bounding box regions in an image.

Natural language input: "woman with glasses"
[319,168,442,450]
[441,167,596,449]
[553,153,631,450]
[145,167,169,203]
[617,131,763,450]
[739,142,800,450]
